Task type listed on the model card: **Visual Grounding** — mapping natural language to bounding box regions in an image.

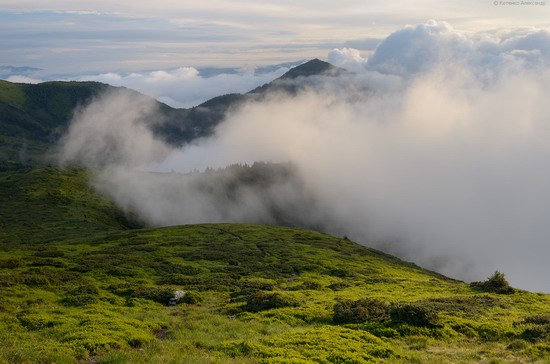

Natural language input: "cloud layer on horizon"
[74,66,290,108]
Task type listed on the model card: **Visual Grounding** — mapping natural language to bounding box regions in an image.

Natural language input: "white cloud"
[328,48,368,73]
[57,89,169,167]
[329,20,550,80]
[75,66,290,108]
[5,75,42,84]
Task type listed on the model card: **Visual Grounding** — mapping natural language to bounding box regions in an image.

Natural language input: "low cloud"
[57,89,169,167]
[328,48,368,73]
[75,66,291,108]
[59,21,550,293]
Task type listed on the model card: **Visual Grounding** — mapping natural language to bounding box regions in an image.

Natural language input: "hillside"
[1,61,549,363]
[0,59,339,166]
[0,167,549,363]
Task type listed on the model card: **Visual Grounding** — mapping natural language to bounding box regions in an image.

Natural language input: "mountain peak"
[279,58,340,79]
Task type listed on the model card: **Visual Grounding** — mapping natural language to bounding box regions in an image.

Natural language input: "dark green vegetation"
[0,79,227,165]
[1,167,549,363]
[471,271,516,295]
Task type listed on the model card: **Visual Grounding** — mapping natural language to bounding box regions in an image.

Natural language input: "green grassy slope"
[0,167,141,245]
[0,80,233,165]
[0,80,110,165]
[0,167,549,363]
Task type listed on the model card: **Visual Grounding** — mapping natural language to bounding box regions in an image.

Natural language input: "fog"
[58,21,550,292]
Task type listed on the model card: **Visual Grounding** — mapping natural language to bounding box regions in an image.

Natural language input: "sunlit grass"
[0,167,549,363]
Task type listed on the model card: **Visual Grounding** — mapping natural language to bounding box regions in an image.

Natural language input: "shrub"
[521,325,550,342]
[471,271,515,294]
[326,268,353,278]
[33,250,65,258]
[290,281,323,291]
[243,292,299,312]
[0,258,22,269]
[475,323,515,341]
[389,304,441,328]
[17,312,60,330]
[61,282,100,307]
[108,284,175,304]
[451,323,478,337]
[327,281,351,291]
[420,295,500,317]
[523,315,550,325]
[333,299,390,324]
[30,257,67,268]
[179,290,202,304]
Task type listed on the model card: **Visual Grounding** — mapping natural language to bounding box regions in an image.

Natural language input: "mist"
[58,21,550,293]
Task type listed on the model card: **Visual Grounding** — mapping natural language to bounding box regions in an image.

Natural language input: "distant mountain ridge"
[0,59,340,165]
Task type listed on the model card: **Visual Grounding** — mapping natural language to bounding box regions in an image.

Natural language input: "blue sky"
[1,0,549,73]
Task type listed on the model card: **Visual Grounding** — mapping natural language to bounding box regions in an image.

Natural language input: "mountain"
[0,167,549,363]
[278,58,342,79]
[248,58,344,95]
[1,61,549,363]
[0,59,340,165]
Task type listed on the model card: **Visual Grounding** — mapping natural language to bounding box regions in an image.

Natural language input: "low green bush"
[523,314,550,325]
[326,268,354,278]
[179,290,202,304]
[17,312,61,330]
[29,257,67,268]
[333,299,390,324]
[327,281,351,290]
[33,249,65,258]
[470,271,515,294]
[244,292,299,312]
[521,325,550,342]
[61,281,100,307]
[451,323,478,337]
[389,304,441,328]
[420,295,500,317]
[300,281,323,290]
[0,258,21,269]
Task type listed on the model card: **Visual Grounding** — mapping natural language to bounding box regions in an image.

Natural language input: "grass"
[0,167,549,363]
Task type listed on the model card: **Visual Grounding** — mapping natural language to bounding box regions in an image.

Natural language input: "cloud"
[365,20,467,76]
[58,21,550,293]
[57,89,169,167]
[5,75,42,84]
[330,20,550,79]
[328,48,368,73]
[6,1,550,73]
[75,66,290,108]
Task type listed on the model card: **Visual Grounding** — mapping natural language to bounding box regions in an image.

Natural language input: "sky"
[1,0,549,74]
